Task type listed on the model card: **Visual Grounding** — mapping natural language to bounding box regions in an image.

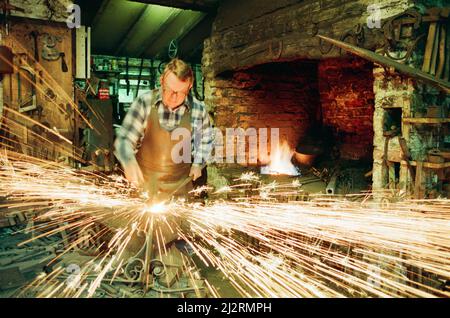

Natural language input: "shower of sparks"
[179,199,450,297]
[0,152,449,298]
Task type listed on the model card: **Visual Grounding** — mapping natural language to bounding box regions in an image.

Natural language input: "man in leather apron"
[134,86,194,201]
[114,59,214,247]
[114,59,213,202]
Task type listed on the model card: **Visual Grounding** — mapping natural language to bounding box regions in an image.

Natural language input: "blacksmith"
[114,58,214,202]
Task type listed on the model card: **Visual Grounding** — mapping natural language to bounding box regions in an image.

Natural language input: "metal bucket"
[294,151,317,166]
[294,144,323,167]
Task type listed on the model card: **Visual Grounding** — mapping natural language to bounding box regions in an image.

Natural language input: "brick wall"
[203,0,413,165]
[209,57,375,163]
[318,57,375,160]
[209,60,320,163]
[203,0,413,78]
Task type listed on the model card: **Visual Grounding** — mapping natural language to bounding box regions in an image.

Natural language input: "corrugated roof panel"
[144,10,206,58]
[91,0,147,53]
[85,0,217,60]
[120,5,182,57]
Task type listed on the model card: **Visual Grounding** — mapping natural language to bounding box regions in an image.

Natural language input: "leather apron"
[136,102,193,202]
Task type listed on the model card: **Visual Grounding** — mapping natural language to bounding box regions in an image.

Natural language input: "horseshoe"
[268,40,283,60]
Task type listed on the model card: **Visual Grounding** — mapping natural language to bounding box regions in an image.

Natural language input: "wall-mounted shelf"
[93,69,123,76]
[381,105,403,109]
[399,160,450,169]
[429,149,450,160]
[403,117,450,124]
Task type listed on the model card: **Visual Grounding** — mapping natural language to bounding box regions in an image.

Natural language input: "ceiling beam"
[127,0,218,12]
[114,5,153,56]
[135,8,182,57]
[144,10,205,59]
[90,0,111,30]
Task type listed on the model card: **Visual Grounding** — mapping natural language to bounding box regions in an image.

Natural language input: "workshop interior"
[0,0,449,298]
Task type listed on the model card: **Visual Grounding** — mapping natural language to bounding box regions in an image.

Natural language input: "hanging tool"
[135,58,144,98]
[16,35,39,114]
[30,31,39,62]
[18,67,37,112]
[422,8,449,76]
[59,52,68,72]
[41,33,62,60]
[17,62,37,113]
[168,39,178,59]
[149,59,156,89]
[125,57,130,95]
[41,33,68,72]
[435,23,446,78]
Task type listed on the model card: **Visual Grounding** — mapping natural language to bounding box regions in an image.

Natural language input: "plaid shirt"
[114,88,214,168]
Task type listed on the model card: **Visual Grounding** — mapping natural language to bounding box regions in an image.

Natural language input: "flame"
[260,141,300,176]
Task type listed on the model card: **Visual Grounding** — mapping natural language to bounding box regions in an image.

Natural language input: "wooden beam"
[91,0,111,30]
[422,22,438,73]
[143,10,205,58]
[135,8,182,57]
[401,160,450,169]
[414,161,424,199]
[436,23,446,79]
[403,117,450,124]
[128,0,218,12]
[114,5,153,56]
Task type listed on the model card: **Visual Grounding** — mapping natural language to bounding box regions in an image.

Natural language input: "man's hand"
[189,165,202,181]
[123,163,144,188]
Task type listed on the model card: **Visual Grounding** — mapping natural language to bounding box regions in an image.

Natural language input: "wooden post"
[414,161,424,199]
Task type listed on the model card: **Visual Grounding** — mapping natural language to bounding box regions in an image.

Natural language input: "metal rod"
[317,34,450,94]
